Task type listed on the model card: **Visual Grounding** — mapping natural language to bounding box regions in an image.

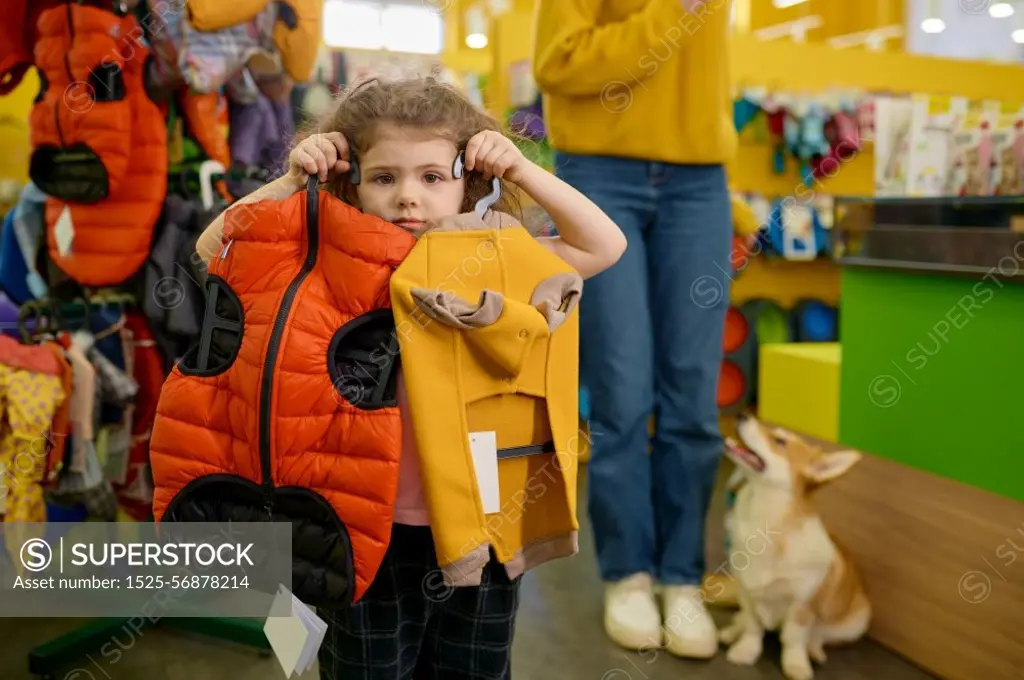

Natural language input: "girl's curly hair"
[300,76,523,221]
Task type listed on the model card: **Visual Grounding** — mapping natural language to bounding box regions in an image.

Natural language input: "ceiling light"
[464,4,488,49]
[989,2,1015,17]
[921,17,946,33]
[1013,28,1024,42]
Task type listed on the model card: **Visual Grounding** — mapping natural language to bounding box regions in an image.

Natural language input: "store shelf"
[837,194,1024,207]
[833,196,1024,282]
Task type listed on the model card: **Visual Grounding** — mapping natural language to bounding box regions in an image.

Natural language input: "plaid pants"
[318,524,522,680]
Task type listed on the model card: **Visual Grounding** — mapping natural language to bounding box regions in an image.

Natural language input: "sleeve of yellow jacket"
[731,193,760,237]
[533,0,689,96]
[411,290,552,379]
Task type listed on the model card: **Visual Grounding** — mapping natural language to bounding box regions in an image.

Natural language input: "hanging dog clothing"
[115,312,164,520]
[273,0,324,83]
[184,0,271,31]
[30,3,135,204]
[0,348,67,567]
[390,212,583,586]
[33,3,168,286]
[150,179,417,607]
[145,0,279,96]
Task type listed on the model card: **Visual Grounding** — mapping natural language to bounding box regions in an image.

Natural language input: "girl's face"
[354,125,466,236]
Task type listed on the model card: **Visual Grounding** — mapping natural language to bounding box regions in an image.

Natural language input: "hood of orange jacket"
[150,179,417,607]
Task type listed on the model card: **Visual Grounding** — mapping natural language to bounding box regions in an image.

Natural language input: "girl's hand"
[464,130,530,184]
[286,132,352,188]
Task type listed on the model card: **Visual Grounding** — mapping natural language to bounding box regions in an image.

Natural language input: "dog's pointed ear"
[802,450,861,484]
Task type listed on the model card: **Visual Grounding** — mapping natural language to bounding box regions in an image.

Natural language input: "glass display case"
[831,195,1024,282]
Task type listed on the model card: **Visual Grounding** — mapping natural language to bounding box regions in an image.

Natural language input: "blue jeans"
[555,152,732,586]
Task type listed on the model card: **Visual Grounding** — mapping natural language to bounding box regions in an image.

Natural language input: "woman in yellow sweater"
[533,0,737,660]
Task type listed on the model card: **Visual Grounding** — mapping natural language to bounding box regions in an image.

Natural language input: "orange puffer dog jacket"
[31,3,167,286]
[149,179,417,607]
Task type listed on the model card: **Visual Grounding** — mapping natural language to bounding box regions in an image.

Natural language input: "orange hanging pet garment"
[150,179,417,607]
[32,3,168,287]
[29,3,135,204]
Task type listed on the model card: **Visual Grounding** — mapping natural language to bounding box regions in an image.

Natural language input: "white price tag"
[54,205,75,257]
[469,431,501,514]
[264,585,327,678]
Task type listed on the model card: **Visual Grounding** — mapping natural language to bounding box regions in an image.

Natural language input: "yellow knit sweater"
[533,0,737,165]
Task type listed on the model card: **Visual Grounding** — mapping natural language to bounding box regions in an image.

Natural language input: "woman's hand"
[286,132,352,188]
[464,130,531,184]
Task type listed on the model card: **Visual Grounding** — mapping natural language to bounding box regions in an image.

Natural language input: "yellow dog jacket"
[390,213,582,585]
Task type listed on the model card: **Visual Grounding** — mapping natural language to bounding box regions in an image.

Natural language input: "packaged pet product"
[989,113,1022,196]
[946,112,986,197]
[857,95,876,142]
[768,199,818,261]
[1014,113,1024,195]
[746,193,772,230]
[905,95,964,197]
[873,96,913,196]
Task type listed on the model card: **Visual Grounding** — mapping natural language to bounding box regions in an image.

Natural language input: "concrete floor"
[1,473,936,680]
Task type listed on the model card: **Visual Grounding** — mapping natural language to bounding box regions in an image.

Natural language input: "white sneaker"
[603,573,663,651]
[661,585,718,659]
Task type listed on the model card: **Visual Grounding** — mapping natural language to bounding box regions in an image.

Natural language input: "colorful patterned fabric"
[145,0,279,95]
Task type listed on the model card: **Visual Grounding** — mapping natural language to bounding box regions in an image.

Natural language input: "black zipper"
[257,177,321,518]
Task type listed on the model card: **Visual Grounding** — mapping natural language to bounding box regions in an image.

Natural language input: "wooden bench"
[753,341,1024,678]
[785,430,1024,680]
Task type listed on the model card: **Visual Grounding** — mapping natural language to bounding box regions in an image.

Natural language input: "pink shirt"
[393,372,430,526]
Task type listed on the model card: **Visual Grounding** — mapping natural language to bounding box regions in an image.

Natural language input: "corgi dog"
[719,413,871,680]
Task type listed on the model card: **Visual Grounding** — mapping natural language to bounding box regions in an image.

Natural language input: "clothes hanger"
[475,177,502,219]
[85,290,135,340]
[87,289,136,307]
[18,298,63,344]
[199,160,227,211]
[450,151,502,219]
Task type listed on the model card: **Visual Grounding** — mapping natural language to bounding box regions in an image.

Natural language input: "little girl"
[195,77,626,679]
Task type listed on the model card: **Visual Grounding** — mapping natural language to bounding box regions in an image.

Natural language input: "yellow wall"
[731,35,1024,97]
[0,70,37,184]
[748,0,905,49]
[488,9,534,115]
